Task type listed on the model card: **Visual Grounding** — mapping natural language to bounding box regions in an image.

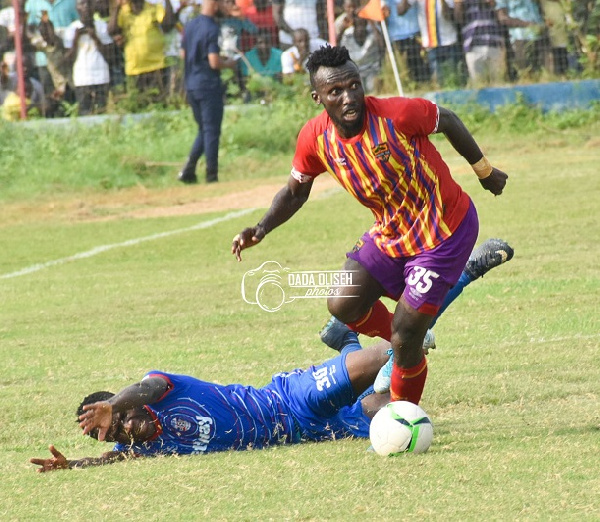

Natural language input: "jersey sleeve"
[143,371,174,402]
[291,120,326,181]
[372,96,439,138]
[392,97,440,137]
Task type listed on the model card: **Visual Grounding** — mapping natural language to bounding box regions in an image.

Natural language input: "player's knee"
[327,296,362,323]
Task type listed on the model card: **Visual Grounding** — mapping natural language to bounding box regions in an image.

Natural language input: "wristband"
[471,156,493,179]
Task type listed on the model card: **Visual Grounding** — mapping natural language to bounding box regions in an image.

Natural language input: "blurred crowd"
[0,0,599,119]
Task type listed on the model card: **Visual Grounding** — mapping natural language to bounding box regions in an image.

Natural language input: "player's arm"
[436,106,507,195]
[232,175,314,261]
[79,377,169,440]
[30,444,137,472]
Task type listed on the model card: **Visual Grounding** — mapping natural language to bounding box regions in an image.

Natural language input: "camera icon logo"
[241,261,294,312]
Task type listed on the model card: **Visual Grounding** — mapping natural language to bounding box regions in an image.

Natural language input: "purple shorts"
[347,201,479,315]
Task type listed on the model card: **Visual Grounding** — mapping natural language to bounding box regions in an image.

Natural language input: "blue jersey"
[113,351,371,456]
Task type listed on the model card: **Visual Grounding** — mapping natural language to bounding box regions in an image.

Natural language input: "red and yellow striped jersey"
[292,96,471,258]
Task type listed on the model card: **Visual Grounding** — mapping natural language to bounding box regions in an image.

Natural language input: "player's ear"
[311,91,320,105]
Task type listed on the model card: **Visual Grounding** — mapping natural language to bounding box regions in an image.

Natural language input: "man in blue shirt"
[30,332,392,470]
[178,0,236,184]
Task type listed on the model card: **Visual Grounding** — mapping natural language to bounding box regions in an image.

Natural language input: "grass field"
[1,109,599,520]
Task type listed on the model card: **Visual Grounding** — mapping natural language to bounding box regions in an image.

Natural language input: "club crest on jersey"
[171,417,192,433]
[372,142,390,162]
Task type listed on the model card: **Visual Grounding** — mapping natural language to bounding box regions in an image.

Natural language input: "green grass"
[1,110,599,520]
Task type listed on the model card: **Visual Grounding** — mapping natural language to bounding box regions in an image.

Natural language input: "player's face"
[311,62,365,139]
[101,408,155,444]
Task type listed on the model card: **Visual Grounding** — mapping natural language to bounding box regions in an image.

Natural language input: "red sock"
[390,357,428,404]
[347,300,393,341]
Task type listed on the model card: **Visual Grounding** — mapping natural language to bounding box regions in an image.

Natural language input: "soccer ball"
[369,401,434,456]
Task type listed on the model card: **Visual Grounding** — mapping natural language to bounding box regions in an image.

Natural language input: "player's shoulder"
[299,110,330,138]
[366,95,432,114]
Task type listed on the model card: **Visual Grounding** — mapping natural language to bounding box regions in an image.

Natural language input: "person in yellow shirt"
[108,0,175,101]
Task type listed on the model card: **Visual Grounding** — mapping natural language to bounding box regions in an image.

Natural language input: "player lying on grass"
[30,332,392,472]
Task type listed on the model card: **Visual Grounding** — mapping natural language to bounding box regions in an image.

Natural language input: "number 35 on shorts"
[407,266,439,294]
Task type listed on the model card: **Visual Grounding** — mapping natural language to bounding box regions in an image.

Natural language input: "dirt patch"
[0,176,340,226]
[123,176,339,220]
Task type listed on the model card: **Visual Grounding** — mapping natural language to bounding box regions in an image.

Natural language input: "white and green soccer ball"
[369,401,434,456]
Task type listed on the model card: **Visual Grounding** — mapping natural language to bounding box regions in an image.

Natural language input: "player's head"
[307,46,365,138]
[77,391,115,440]
[77,391,156,444]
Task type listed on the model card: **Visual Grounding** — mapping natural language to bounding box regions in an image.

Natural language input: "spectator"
[34,13,74,115]
[178,0,237,184]
[240,28,282,80]
[26,0,78,32]
[339,15,384,93]
[63,0,112,114]
[25,0,79,95]
[272,0,326,49]
[218,0,258,56]
[454,0,506,86]
[280,27,326,77]
[93,0,125,88]
[243,0,279,48]
[539,0,569,77]
[146,0,187,98]
[495,0,546,79]
[108,0,175,102]
[384,0,430,84]
[1,53,45,118]
[398,0,466,87]
[334,0,359,44]
[574,0,600,72]
[0,2,37,73]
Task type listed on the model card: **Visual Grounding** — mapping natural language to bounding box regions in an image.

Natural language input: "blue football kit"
[113,351,370,456]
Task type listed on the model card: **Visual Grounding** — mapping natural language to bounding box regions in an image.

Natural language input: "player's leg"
[322,237,515,348]
[388,203,479,403]
[387,298,434,404]
[429,238,514,328]
[343,340,395,397]
[274,338,390,442]
[326,257,391,341]
[327,231,412,343]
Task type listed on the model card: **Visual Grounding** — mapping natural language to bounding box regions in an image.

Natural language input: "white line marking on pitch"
[0,208,257,280]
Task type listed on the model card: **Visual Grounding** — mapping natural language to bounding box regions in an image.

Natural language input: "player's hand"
[479,167,507,196]
[231,226,266,262]
[30,445,69,472]
[79,401,113,441]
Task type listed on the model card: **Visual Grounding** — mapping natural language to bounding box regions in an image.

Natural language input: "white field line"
[0,208,257,280]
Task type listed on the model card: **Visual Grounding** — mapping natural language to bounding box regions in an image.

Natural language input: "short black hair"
[306,46,355,88]
[76,391,114,439]
[306,45,351,73]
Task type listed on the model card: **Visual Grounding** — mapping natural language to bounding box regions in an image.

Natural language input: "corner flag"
[358,0,385,22]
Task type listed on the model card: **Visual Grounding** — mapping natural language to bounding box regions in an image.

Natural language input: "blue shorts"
[347,201,479,315]
[266,346,371,441]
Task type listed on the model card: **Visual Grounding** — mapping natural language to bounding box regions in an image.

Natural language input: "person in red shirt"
[239,0,279,49]
[232,46,507,405]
